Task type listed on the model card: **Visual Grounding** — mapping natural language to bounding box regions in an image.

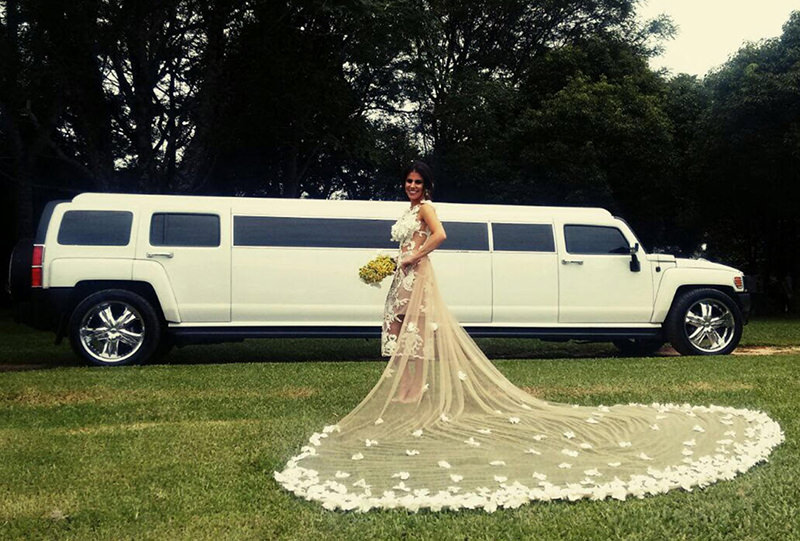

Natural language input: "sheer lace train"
[274,204,783,513]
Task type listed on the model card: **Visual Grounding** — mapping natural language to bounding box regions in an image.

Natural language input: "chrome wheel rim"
[683,299,735,353]
[79,301,145,363]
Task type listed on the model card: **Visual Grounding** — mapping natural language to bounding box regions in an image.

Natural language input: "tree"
[0,0,244,218]
[393,0,668,199]
[660,73,710,251]
[688,11,800,309]
[205,0,416,199]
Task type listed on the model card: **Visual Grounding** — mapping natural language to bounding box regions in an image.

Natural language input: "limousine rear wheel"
[68,289,161,367]
[665,289,743,356]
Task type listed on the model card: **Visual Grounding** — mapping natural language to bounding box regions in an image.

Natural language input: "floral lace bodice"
[390,202,432,258]
[382,202,433,357]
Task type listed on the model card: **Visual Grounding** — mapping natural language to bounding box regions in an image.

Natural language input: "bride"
[274,161,783,513]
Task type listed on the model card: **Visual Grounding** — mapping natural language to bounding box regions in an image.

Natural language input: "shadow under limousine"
[1,306,680,370]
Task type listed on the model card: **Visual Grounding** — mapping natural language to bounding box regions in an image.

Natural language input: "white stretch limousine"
[8,193,751,366]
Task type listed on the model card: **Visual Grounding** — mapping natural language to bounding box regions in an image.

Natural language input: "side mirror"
[629,243,641,272]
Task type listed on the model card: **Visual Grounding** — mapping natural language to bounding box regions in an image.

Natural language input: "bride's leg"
[398,314,429,402]
[388,315,415,401]
[401,358,425,402]
[403,314,430,401]
[394,318,425,402]
[388,314,425,402]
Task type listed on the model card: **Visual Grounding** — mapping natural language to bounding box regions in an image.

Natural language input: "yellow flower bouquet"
[359,254,397,286]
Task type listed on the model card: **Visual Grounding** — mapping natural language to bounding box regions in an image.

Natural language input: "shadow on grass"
[158,337,623,365]
[0,311,625,370]
[3,308,798,371]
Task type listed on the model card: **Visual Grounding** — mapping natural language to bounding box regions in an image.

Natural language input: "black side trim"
[466,327,662,340]
[169,325,663,344]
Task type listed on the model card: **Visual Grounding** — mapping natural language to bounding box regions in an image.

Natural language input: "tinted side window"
[439,222,489,252]
[492,223,555,252]
[234,217,396,248]
[150,213,220,247]
[441,222,489,251]
[58,210,133,246]
[564,225,629,254]
[233,216,490,250]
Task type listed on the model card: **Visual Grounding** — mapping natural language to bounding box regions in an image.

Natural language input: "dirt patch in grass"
[1,387,115,406]
[0,364,53,372]
[678,381,754,392]
[266,386,317,399]
[732,346,800,356]
[652,345,800,357]
[64,418,264,436]
[2,385,318,407]
[521,380,754,399]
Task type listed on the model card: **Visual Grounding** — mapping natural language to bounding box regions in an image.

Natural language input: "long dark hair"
[402,161,435,201]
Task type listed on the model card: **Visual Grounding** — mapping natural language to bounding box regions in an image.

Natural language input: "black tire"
[8,238,34,301]
[612,338,664,356]
[68,289,162,366]
[665,288,743,356]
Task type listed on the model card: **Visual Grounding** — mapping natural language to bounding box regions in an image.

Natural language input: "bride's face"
[405,171,425,204]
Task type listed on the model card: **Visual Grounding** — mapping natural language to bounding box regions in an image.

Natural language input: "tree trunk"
[3,0,33,237]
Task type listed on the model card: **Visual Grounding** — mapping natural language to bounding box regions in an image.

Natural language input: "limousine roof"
[70,192,614,223]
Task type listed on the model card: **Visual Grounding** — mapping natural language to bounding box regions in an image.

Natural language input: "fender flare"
[651,268,738,323]
[130,260,181,322]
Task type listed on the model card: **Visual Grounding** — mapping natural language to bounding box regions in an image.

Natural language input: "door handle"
[561,259,584,265]
[147,252,174,259]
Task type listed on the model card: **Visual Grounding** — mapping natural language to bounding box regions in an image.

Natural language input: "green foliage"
[2,2,799,311]
[207,1,417,198]
[678,13,800,296]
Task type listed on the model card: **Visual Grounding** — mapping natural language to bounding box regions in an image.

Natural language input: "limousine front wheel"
[665,289,743,356]
[68,289,161,366]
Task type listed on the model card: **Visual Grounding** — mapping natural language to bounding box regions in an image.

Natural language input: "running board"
[169,326,663,345]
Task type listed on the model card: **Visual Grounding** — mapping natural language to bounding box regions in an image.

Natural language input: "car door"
[230,215,396,324]
[490,222,559,323]
[433,221,492,322]
[136,210,231,322]
[557,223,653,323]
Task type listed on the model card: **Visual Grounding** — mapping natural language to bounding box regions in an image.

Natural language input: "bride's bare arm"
[402,203,447,266]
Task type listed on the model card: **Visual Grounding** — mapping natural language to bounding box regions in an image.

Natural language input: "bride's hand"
[401,254,419,268]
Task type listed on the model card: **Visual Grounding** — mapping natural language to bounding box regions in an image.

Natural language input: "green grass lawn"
[1,314,799,540]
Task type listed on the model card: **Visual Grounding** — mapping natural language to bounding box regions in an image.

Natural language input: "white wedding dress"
[274,201,783,512]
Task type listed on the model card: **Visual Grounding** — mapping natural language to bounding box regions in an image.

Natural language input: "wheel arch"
[671,284,738,306]
[63,281,169,330]
[652,268,741,322]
